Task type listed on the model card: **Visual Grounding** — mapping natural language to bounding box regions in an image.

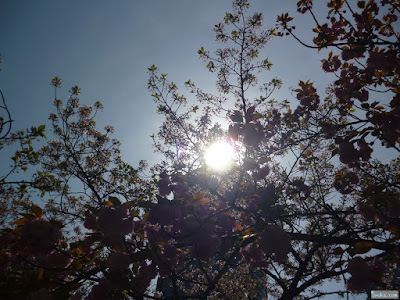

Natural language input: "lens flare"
[204,140,235,171]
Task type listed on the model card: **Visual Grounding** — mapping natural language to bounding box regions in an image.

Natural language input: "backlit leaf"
[13,217,27,226]
[31,204,43,218]
[38,268,45,280]
[142,212,150,224]
[193,192,205,201]
[109,196,121,207]
[198,197,209,205]
[348,242,373,256]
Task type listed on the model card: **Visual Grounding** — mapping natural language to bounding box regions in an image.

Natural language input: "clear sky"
[0,1,364,298]
[0,0,333,168]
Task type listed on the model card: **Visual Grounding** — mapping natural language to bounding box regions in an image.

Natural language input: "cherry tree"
[0,89,47,227]
[276,0,400,294]
[0,0,399,299]
[0,80,155,299]
[148,0,400,298]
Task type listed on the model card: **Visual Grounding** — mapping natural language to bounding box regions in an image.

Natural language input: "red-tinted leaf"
[230,110,243,123]
[348,242,373,256]
[38,268,45,280]
[31,204,43,218]
[247,106,255,115]
[109,196,121,207]
[13,217,27,226]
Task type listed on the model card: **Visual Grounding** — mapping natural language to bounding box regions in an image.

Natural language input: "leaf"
[157,240,167,246]
[236,223,243,231]
[109,196,121,207]
[242,157,258,170]
[348,242,373,256]
[31,204,43,218]
[130,211,139,217]
[38,268,45,280]
[257,157,270,164]
[73,261,83,270]
[243,228,253,234]
[12,154,19,163]
[332,260,345,270]
[247,106,255,115]
[71,247,83,256]
[193,192,205,201]
[304,150,313,158]
[147,64,157,71]
[230,110,243,123]
[392,86,400,94]
[386,225,400,234]
[19,213,34,219]
[49,219,64,229]
[252,112,263,121]
[198,197,209,205]
[135,230,145,239]
[332,247,344,255]
[13,217,27,226]
[142,212,150,224]
[122,201,136,209]
[104,201,113,207]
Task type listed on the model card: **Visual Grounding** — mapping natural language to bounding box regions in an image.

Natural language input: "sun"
[204,140,235,171]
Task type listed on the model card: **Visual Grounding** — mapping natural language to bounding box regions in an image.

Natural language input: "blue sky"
[0,0,333,168]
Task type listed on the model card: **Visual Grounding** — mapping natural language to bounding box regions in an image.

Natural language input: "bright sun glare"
[204,140,235,171]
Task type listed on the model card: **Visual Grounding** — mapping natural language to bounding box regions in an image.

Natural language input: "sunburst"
[204,140,235,171]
